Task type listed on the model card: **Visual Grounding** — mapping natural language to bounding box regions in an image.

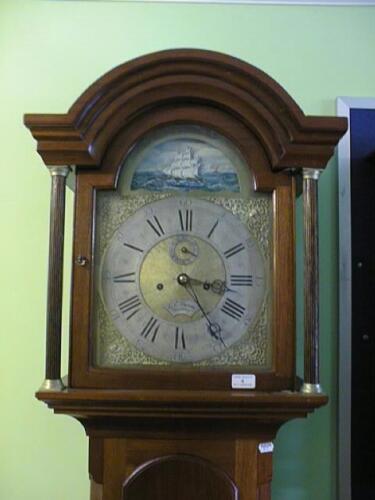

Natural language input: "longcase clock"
[24,49,347,499]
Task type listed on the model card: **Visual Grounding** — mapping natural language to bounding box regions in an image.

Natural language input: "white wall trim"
[49,0,375,5]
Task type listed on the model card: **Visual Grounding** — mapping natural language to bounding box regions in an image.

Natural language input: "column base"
[39,378,65,392]
[300,383,323,394]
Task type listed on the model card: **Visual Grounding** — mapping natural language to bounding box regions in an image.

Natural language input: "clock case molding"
[25,50,346,500]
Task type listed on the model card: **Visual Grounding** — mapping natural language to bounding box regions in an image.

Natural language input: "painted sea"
[131,171,240,193]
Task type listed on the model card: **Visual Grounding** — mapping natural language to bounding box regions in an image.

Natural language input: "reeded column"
[40,166,70,391]
[301,168,323,394]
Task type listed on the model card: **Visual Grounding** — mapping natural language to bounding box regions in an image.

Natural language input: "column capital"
[48,166,71,177]
[302,168,321,180]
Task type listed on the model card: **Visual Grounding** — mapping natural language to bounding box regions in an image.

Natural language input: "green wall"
[1,1,374,498]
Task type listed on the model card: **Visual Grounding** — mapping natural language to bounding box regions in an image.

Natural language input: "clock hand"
[181,246,198,257]
[177,273,226,346]
[220,281,237,294]
[210,279,226,295]
[187,277,236,295]
[187,277,220,293]
[186,284,226,347]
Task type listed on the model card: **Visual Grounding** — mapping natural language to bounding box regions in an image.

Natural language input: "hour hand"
[183,276,228,295]
[204,279,236,295]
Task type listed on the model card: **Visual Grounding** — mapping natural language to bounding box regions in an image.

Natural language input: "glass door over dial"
[93,125,272,369]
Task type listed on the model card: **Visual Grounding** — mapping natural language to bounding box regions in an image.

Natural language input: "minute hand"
[183,278,226,347]
[185,281,213,326]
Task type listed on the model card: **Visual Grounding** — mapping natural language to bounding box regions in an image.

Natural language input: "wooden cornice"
[24,49,347,170]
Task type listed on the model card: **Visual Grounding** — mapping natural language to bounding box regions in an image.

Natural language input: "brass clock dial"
[100,197,266,363]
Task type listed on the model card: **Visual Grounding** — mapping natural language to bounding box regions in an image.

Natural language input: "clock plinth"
[26,49,346,499]
[37,388,327,500]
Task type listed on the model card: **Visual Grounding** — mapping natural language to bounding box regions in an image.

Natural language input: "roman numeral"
[230,274,253,287]
[224,243,245,259]
[221,298,246,321]
[146,216,165,237]
[118,295,142,320]
[110,309,120,321]
[207,219,219,239]
[175,327,186,349]
[178,209,193,232]
[123,242,144,253]
[113,272,136,283]
[140,317,159,342]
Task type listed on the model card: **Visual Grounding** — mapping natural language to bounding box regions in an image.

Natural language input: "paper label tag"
[231,373,256,389]
[258,442,274,454]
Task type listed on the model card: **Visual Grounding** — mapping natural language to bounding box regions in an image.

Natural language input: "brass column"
[40,166,70,391]
[301,168,323,394]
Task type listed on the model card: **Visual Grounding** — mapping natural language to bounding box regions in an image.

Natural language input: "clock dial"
[100,197,266,363]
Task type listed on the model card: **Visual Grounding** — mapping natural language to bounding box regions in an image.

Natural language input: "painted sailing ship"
[130,140,240,193]
[163,147,202,180]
